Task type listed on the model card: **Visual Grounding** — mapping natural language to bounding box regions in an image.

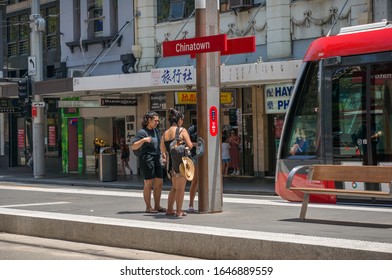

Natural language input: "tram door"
[330,61,392,191]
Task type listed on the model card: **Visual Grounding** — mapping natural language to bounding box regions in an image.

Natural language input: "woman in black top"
[131,111,165,213]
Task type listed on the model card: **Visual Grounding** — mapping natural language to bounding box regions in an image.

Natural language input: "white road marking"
[0,201,70,208]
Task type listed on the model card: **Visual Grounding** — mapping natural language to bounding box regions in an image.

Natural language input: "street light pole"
[196,0,222,213]
[30,0,45,178]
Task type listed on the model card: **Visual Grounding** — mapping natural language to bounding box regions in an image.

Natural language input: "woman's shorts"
[139,154,164,180]
[222,158,230,163]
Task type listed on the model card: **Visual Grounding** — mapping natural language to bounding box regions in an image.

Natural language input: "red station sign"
[221,36,256,56]
[162,34,227,57]
[163,34,256,58]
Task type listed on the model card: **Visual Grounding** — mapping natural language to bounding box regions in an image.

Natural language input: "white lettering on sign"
[175,41,211,53]
[265,84,294,114]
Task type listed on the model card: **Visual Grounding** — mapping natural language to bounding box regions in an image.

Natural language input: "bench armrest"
[286,165,312,190]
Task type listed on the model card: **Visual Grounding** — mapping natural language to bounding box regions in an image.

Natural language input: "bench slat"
[293,187,391,198]
[309,165,392,183]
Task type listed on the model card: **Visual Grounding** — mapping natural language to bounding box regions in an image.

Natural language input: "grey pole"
[31,0,45,178]
[196,0,222,213]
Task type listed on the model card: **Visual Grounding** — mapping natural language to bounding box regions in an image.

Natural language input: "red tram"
[275,20,392,203]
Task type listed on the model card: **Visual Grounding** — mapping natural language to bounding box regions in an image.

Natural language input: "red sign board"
[221,36,256,56]
[189,36,256,58]
[31,106,37,118]
[48,126,56,147]
[162,34,227,57]
[209,106,218,137]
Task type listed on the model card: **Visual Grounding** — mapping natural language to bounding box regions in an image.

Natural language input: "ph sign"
[209,106,218,137]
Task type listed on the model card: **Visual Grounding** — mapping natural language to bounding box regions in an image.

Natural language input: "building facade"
[1,0,391,177]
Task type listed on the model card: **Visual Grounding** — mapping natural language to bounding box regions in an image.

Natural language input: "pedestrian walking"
[131,111,166,213]
[222,136,230,176]
[120,138,133,176]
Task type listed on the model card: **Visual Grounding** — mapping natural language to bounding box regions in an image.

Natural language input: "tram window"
[332,63,392,163]
[284,62,319,158]
[370,63,392,162]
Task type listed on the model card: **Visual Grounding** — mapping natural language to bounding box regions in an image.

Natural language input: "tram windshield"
[282,62,320,159]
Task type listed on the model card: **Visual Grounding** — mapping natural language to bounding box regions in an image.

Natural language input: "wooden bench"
[286,164,392,220]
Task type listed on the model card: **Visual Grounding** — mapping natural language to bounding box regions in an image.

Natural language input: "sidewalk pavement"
[0,165,276,195]
[2,164,392,259]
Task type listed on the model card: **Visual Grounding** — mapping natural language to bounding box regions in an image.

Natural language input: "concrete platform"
[1,182,392,259]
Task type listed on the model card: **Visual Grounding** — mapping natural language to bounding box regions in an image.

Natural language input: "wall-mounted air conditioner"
[229,0,253,9]
[68,69,83,78]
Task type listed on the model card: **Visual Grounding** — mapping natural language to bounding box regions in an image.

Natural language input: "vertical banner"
[48,126,56,147]
[18,129,25,148]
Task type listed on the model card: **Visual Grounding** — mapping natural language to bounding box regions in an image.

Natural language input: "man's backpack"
[169,127,188,172]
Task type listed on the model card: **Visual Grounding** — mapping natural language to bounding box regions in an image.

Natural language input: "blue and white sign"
[151,66,195,86]
[265,83,294,114]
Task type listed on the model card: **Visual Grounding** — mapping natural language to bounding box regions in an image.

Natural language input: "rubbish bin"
[99,147,117,182]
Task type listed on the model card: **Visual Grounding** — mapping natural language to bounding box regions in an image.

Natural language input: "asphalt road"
[0,233,198,260]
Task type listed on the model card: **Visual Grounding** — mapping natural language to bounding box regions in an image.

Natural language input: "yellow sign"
[176,92,197,104]
[220,92,233,104]
[176,91,233,104]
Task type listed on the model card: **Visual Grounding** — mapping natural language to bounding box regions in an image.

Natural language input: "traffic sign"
[28,56,37,76]
[162,34,227,57]
[32,101,45,108]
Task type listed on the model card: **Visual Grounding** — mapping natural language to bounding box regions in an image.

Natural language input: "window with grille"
[41,6,59,50]
[7,14,30,57]
[157,0,195,23]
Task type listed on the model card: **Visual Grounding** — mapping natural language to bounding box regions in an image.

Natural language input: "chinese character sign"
[151,67,195,86]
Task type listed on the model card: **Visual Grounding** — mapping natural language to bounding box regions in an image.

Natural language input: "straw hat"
[179,157,195,181]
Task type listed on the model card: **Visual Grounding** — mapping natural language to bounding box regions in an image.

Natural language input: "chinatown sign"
[162,34,227,57]
[162,34,256,58]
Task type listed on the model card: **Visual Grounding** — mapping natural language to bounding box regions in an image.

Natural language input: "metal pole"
[196,0,222,213]
[31,0,45,178]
